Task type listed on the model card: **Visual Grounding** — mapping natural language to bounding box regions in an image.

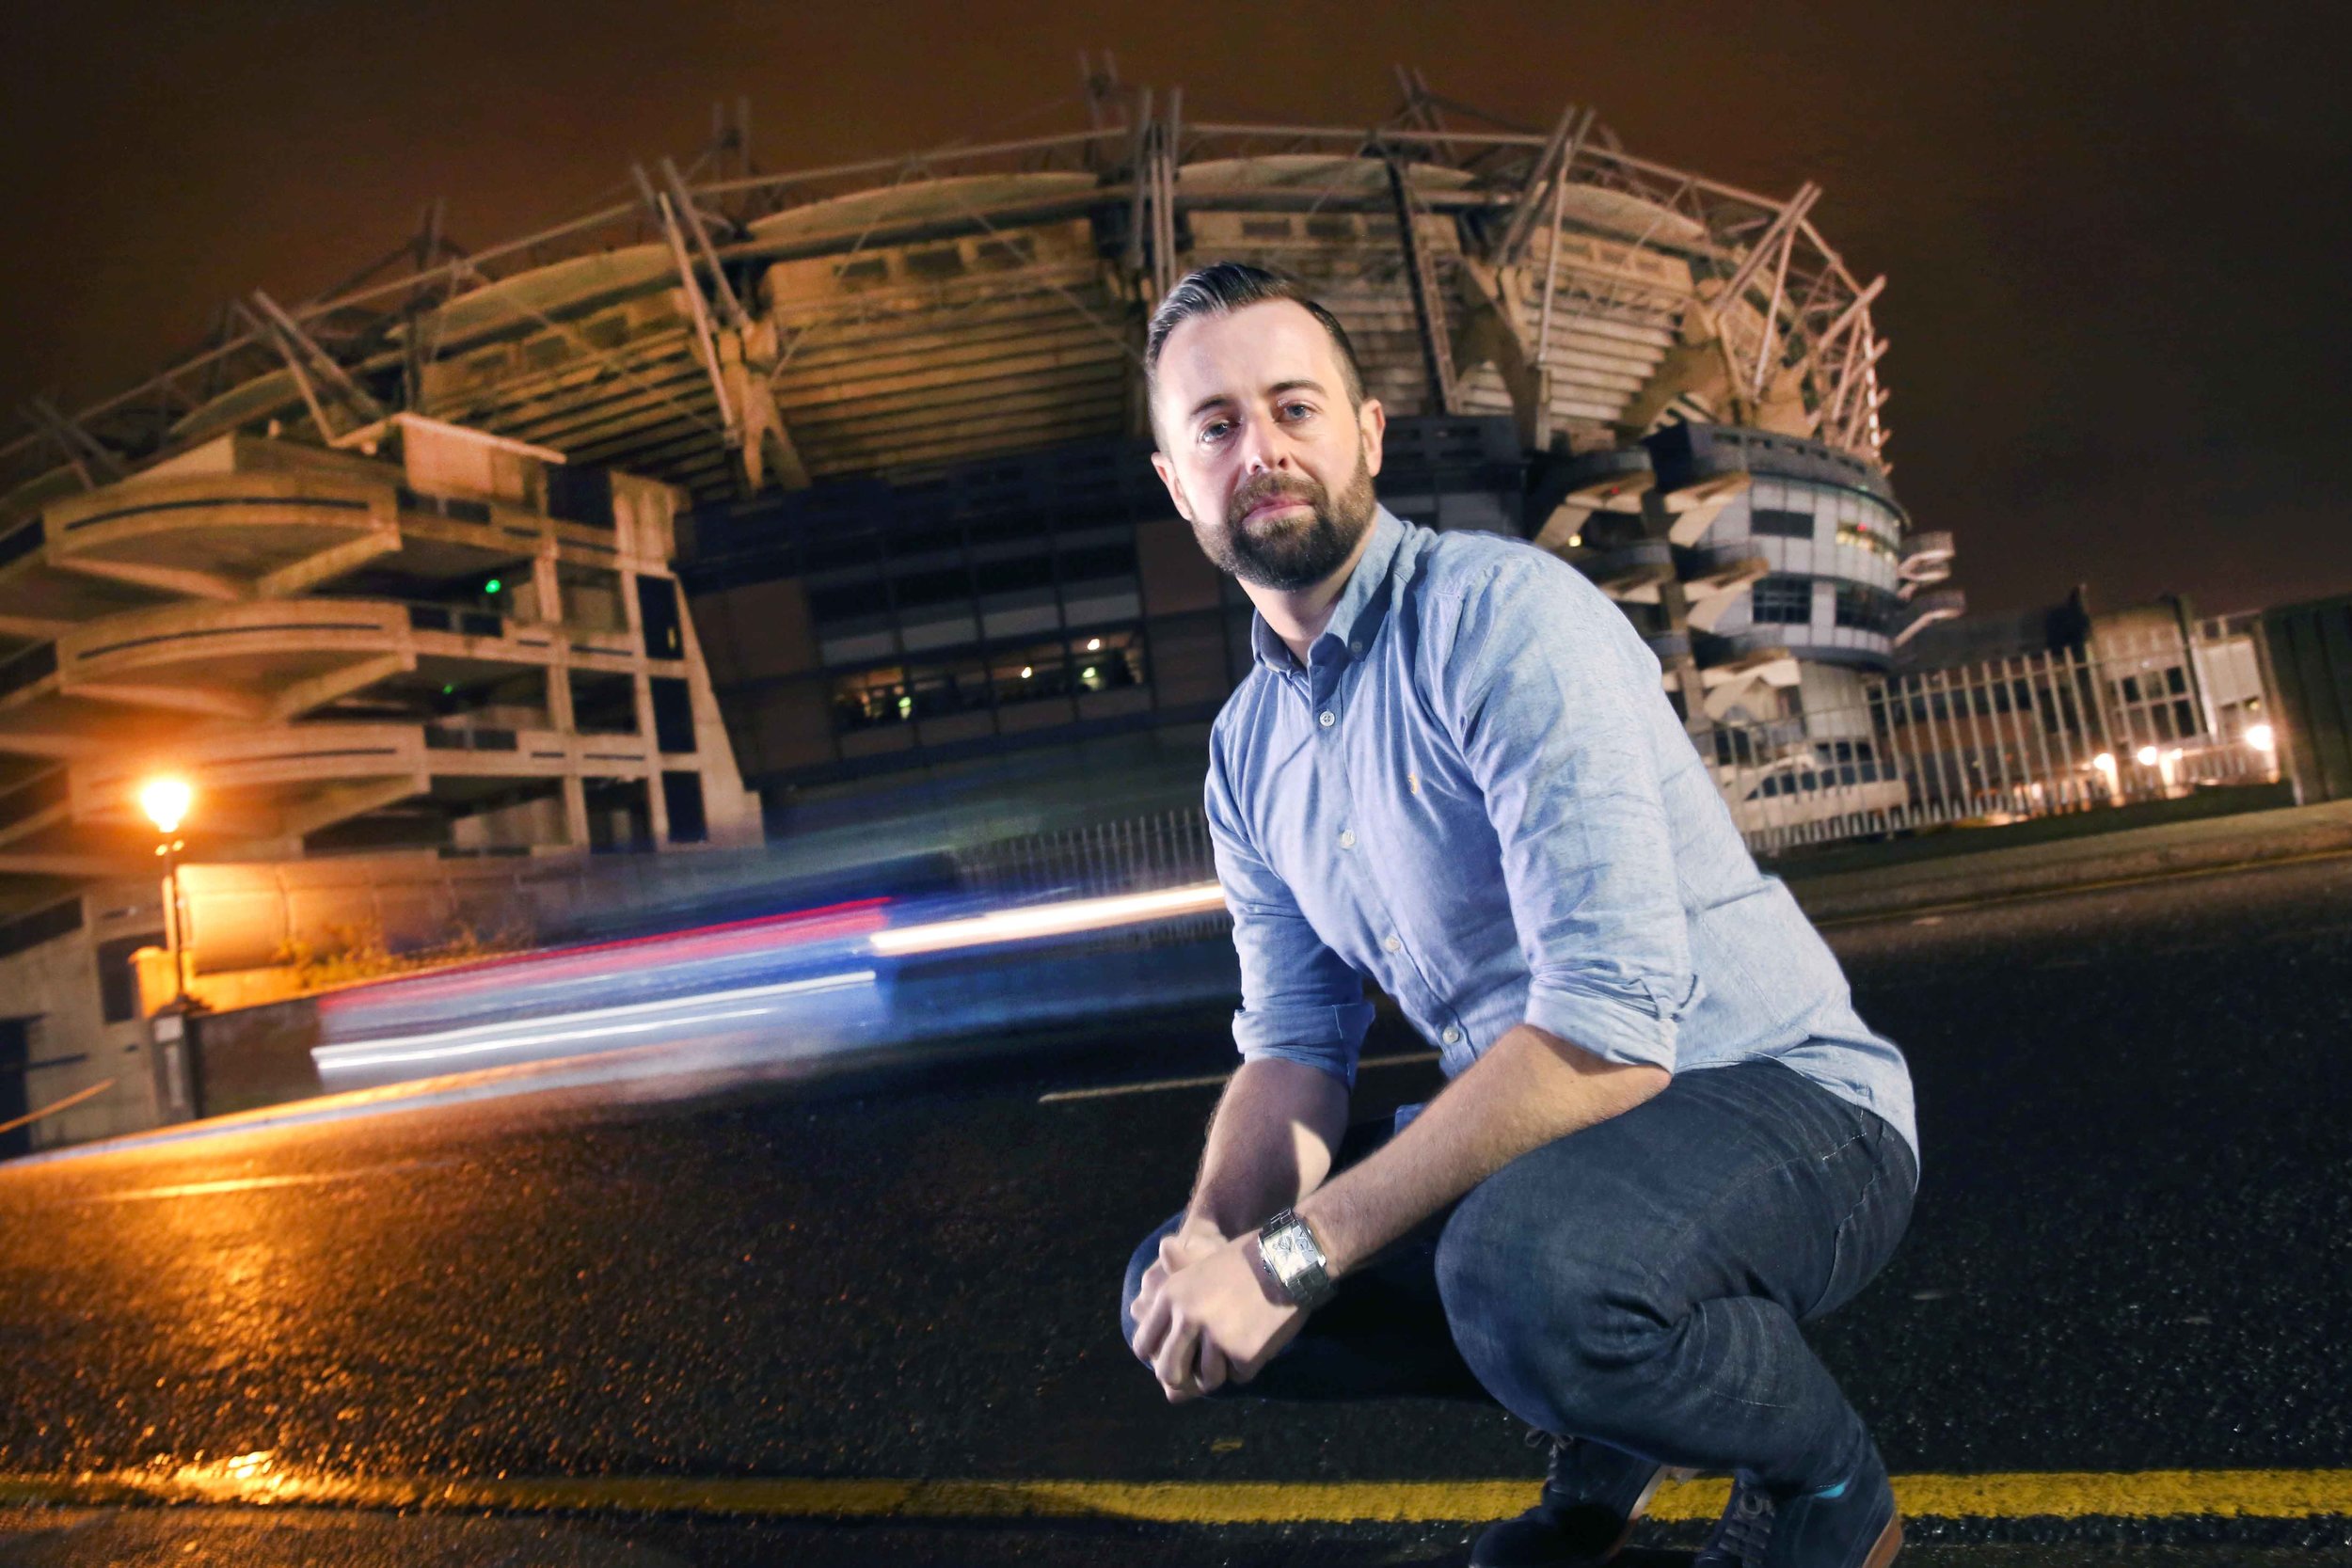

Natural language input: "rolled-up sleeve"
[1441,558,1700,1073]
[1205,730,1375,1088]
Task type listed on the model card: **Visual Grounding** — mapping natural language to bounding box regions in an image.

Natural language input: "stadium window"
[1071,627,1147,691]
[904,653,991,720]
[1834,584,1897,632]
[973,554,1056,594]
[1836,515,1899,561]
[831,667,909,732]
[1058,539,1139,583]
[993,640,1072,705]
[1751,576,1813,625]
[904,246,965,280]
[1750,508,1816,539]
[660,773,707,845]
[890,565,971,610]
[806,578,891,622]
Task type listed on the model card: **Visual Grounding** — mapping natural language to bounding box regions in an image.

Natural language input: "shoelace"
[1520,1426,1573,1493]
[1704,1484,1778,1566]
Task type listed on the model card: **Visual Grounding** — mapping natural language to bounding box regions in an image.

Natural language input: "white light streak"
[311,970,876,1074]
[869,884,1225,957]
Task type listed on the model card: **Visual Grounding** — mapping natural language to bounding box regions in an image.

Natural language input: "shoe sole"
[1864,1513,1904,1568]
[1592,1465,1693,1563]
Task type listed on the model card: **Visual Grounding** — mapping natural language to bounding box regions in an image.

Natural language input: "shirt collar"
[1247,505,1408,673]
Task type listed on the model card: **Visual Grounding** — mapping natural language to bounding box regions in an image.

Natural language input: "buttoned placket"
[1309,627,1470,1068]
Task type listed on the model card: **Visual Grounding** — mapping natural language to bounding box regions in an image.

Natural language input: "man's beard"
[1197,443,1378,593]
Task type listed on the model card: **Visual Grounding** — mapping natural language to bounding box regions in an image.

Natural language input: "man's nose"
[1235,416,1289,475]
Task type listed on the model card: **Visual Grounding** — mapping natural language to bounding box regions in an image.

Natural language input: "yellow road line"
[3,1469,2349,1522]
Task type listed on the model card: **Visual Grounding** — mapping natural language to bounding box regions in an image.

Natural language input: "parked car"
[1720,745,1910,834]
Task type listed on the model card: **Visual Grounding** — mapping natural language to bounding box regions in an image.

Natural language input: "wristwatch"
[1255,1208,1337,1310]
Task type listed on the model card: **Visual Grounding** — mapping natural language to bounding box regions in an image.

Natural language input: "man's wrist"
[1255,1208,1338,1309]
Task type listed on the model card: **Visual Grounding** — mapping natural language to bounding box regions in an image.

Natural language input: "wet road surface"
[2,854,2349,1562]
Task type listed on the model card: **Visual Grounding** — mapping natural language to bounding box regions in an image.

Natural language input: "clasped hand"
[1126,1221,1307,1402]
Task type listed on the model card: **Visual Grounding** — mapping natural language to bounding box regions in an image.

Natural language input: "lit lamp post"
[139,777,193,1006]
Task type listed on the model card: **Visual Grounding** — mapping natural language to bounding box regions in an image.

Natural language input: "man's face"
[1148,300,1386,593]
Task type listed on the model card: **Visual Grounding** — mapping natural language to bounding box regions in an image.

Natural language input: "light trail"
[870,882,1224,956]
[311,970,877,1074]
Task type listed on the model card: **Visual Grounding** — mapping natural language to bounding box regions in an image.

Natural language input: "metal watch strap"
[1256,1208,1336,1310]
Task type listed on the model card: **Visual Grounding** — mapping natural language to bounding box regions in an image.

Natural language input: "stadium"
[0,69,1960,1029]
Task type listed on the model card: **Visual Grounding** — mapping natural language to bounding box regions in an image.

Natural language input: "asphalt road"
[3,854,2350,1564]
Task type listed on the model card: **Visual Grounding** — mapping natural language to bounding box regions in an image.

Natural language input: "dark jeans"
[1120,1059,1916,1490]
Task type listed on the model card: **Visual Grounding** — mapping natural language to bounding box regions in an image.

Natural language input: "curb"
[1786,800,2352,922]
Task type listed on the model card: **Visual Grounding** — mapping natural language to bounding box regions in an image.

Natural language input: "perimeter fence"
[1717,616,2280,855]
[950,806,1227,947]
[953,616,2285,902]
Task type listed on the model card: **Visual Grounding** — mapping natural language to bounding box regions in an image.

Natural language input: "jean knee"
[1437,1175,1659,1423]
[1120,1209,1187,1345]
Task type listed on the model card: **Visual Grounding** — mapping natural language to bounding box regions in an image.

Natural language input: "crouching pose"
[1120,262,1917,1568]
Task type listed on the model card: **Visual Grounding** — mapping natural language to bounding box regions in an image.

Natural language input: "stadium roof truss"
[1,66,1892,516]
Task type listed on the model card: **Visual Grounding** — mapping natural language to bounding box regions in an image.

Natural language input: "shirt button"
[1337,829,1356,849]
[1318,709,1336,728]
[1349,640,1363,655]
[1382,935,1401,953]
[1441,1026,1462,1045]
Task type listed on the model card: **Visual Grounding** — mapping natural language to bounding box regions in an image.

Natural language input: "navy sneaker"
[1692,1435,1902,1568]
[1469,1432,1673,1567]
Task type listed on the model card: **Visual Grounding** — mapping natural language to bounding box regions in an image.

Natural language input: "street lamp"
[140,777,193,1006]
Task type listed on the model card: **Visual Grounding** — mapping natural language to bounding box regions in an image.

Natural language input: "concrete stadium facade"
[0,71,1956,1145]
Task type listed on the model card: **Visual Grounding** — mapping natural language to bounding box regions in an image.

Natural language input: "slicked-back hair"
[1144,262,1368,444]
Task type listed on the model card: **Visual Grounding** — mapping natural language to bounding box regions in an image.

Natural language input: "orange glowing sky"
[4,0,2344,617]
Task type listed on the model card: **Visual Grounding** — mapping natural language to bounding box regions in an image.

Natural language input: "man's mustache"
[1230,474,1325,518]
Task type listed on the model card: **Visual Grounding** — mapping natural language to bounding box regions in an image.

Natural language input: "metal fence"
[958,621,2286,901]
[1712,620,2281,856]
[950,807,1229,946]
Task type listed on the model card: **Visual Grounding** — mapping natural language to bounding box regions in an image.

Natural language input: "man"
[1120,262,1918,1568]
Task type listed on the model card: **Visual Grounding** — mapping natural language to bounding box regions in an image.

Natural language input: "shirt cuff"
[1522,974,1696,1073]
[1232,1002,1377,1089]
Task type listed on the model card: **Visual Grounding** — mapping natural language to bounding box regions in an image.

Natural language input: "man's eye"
[1200,420,1232,442]
[1281,402,1315,420]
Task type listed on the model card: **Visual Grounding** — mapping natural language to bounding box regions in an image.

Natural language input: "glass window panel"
[993,639,1073,705]
[1751,575,1812,624]
[830,666,910,732]
[1070,626,1148,692]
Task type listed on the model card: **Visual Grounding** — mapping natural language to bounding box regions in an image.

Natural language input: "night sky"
[5,0,2344,618]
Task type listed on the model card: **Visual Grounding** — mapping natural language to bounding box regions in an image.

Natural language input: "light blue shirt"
[1204,506,1917,1157]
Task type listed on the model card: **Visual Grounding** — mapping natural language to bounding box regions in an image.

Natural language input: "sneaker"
[1468,1431,1672,1568]
[1692,1435,1902,1568]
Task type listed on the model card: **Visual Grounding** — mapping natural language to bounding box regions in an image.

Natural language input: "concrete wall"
[0,880,170,1150]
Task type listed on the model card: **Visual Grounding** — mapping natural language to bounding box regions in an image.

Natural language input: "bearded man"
[1119,262,1918,1568]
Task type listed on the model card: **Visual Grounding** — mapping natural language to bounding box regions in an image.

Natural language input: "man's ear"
[1359,397,1388,479]
[1149,448,1195,524]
